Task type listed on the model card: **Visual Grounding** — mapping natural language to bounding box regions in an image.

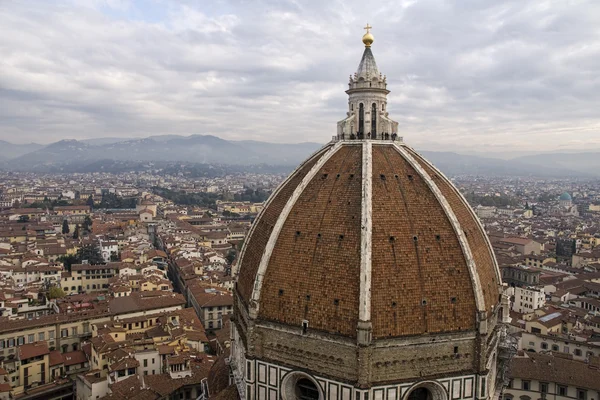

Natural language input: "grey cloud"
[1,0,600,152]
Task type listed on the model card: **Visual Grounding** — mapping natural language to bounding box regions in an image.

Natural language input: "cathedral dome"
[559,192,572,201]
[236,141,501,339]
[230,25,508,399]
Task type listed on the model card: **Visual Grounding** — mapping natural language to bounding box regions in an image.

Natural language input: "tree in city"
[72,225,80,240]
[76,244,104,265]
[48,286,66,299]
[226,249,237,265]
[222,210,241,218]
[18,215,30,223]
[57,254,79,272]
[86,195,94,209]
[62,220,70,235]
[82,215,93,233]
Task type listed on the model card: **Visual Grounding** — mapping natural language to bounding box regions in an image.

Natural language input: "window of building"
[61,329,68,338]
[541,342,548,350]
[17,336,24,345]
[38,332,45,341]
[558,386,567,396]
[552,344,559,351]
[371,103,377,135]
[49,331,55,339]
[7,339,14,347]
[578,389,587,400]
[144,359,148,367]
[359,103,364,134]
[28,334,34,343]
[575,349,582,356]
[295,378,320,400]
[540,383,548,393]
[522,381,530,391]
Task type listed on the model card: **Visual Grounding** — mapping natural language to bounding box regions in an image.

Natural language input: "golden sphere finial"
[362,23,374,47]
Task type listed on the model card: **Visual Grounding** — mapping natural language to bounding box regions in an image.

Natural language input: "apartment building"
[0,292,186,398]
[505,353,600,400]
[513,286,546,313]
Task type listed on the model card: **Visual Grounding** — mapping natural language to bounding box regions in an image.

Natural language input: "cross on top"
[364,23,372,34]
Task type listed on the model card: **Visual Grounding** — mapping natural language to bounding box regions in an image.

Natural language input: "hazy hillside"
[0,140,43,159]
[512,152,600,175]
[1,135,597,177]
[80,137,135,146]
[8,135,323,168]
[236,140,324,165]
[420,151,585,177]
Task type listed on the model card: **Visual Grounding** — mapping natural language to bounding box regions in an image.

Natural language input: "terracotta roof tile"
[236,144,332,303]
[17,341,49,360]
[63,350,87,366]
[510,353,600,391]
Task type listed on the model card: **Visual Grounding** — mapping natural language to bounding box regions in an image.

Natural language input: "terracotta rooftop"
[63,350,87,366]
[48,350,63,367]
[109,357,139,372]
[499,237,534,246]
[18,341,49,360]
[108,291,186,315]
[510,352,600,391]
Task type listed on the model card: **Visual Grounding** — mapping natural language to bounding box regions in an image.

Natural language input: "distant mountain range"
[0,135,598,177]
[0,140,44,160]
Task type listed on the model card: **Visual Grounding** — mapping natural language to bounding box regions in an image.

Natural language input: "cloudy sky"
[2,0,600,153]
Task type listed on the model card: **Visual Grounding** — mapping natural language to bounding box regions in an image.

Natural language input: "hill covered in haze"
[0,134,598,177]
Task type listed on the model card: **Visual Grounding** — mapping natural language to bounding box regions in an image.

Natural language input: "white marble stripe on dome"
[235,143,332,280]
[393,142,486,313]
[249,140,345,314]
[358,140,373,325]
